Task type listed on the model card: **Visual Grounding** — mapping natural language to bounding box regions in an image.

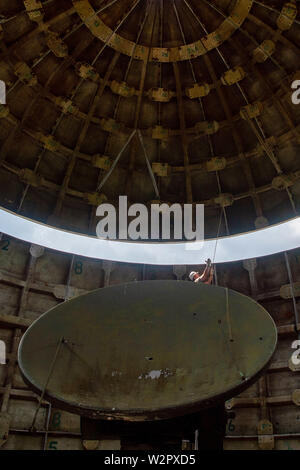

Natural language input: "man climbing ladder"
[189,259,214,285]
[187,257,228,450]
[189,206,223,286]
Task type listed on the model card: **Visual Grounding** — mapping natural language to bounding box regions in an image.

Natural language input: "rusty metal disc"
[18,281,277,421]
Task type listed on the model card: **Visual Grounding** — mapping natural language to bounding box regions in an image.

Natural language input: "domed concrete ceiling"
[0,0,299,238]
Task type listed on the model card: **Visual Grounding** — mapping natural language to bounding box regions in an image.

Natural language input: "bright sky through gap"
[0,207,299,265]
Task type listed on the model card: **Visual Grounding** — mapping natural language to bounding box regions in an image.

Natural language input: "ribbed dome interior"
[0,0,299,237]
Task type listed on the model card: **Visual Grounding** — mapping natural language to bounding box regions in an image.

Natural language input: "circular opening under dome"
[1,208,299,265]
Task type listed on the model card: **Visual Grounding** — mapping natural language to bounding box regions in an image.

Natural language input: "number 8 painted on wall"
[74,261,83,275]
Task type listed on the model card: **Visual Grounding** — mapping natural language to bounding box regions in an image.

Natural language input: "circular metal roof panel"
[18,280,277,421]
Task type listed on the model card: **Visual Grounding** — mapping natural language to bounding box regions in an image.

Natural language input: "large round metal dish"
[18,281,277,421]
